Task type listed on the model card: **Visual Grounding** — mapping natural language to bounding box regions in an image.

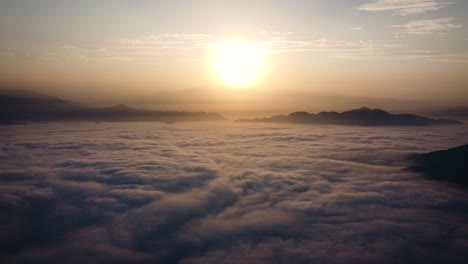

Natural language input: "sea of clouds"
[1,122,468,264]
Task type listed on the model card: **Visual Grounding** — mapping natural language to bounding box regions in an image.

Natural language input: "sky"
[0,0,467,110]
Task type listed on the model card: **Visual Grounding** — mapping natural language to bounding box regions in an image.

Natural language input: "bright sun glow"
[213,41,264,87]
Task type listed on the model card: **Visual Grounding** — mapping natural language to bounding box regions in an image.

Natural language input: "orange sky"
[1,0,467,110]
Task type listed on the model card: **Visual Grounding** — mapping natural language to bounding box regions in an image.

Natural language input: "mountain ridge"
[409,144,468,185]
[236,107,462,126]
[0,90,225,123]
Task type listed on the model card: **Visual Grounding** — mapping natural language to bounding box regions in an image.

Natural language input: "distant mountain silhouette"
[409,144,468,185]
[429,106,468,119]
[236,107,462,126]
[0,89,57,99]
[0,89,224,123]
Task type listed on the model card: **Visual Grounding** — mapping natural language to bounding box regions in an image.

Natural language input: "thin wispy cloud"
[62,45,107,52]
[250,33,468,63]
[49,31,467,64]
[337,48,468,63]
[260,36,374,54]
[393,17,461,36]
[117,33,215,47]
[358,0,454,16]
[56,32,375,63]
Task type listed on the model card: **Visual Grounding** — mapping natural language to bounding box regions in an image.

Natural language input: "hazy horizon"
[1,86,465,118]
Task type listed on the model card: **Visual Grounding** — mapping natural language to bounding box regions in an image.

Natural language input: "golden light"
[213,41,264,87]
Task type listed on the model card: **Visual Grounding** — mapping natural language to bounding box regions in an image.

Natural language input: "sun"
[213,41,264,87]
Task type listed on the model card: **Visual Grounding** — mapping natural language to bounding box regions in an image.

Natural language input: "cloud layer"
[1,122,468,263]
[358,0,453,16]
[394,17,461,36]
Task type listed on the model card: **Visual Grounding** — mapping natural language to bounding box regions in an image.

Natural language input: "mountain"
[0,90,224,123]
[0,88,58,99]
[236,107,462,126]
[0,91,85,121]
[409,144,468,185]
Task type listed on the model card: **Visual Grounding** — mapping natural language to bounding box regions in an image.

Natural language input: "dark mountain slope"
[409,144,468,185]
[0,90,224,123]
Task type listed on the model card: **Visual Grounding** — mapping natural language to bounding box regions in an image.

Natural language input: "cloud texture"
[358,0,453,15]
[1,122,468,263]
[394,17,461,36]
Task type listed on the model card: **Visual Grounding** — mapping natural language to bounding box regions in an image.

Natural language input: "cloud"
[261,37,374,54]
[114,33,374,56]
[358,0,453,16]
[116,33,215,48]
[50,33,216,64]
[1,122,468,263]
[393,17,462,36]
[47,31,467,64]
[335,48,468,63]
[62,45,107,52]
